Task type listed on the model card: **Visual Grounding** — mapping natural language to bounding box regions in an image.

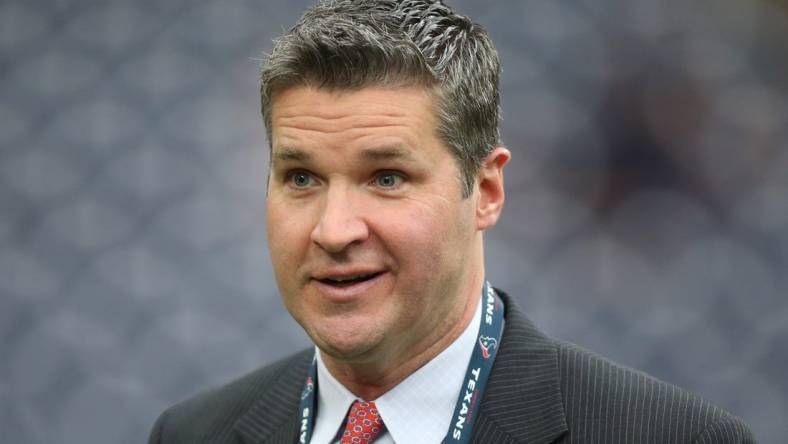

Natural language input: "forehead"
[271,85,437,131]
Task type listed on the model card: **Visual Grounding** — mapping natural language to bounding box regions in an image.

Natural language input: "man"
[149,1,754,443]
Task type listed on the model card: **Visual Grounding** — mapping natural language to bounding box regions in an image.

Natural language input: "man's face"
[266,85,483,364]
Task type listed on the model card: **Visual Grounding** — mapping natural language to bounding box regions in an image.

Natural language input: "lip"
[309,270,387,302]
[311,268,385,281]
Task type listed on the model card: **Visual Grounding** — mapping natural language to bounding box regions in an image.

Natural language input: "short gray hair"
[261,0,501,197]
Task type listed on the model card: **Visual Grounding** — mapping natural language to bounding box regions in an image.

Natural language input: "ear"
[475,147,511,231]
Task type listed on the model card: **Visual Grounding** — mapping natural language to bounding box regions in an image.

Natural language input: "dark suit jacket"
[149,291,755,443]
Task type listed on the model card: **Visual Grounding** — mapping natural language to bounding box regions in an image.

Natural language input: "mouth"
[315,271,385,288]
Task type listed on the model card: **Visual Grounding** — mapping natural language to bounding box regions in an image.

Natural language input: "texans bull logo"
[301,376,314,399]
[478,335,498,359]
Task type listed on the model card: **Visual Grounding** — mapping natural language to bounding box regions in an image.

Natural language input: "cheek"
[266,201,314,271]
[371,198,469,272]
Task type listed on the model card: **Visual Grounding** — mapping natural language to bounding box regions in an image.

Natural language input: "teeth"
[329,274,370,282]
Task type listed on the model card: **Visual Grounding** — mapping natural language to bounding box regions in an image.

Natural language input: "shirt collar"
[313,350,357,442]
[312,295,482,443]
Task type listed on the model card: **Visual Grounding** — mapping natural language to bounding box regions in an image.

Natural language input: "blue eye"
[289,171,314,188]
[374,172,404,188]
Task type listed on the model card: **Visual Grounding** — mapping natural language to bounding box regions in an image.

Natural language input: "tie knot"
[341,400,385,444]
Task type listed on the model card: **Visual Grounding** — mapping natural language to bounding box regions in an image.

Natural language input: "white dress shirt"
[310,295,483,444]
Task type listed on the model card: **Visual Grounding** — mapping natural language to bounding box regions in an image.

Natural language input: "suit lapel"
[471,290,568,444]
[234,350,313,444]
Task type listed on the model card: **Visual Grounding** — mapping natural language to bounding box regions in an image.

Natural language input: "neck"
[320,269,484,400]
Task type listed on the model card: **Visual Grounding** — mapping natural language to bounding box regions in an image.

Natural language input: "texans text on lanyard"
[452,286,497,440]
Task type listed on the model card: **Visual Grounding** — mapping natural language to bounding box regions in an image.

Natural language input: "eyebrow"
[272,145,416,164]
[272,147,311,163]
[360,145,416,162]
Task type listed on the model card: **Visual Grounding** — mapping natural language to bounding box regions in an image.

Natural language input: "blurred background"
[1,0,786,442]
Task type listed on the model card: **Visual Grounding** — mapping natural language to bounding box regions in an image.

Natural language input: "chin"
[312,324,383,362]
[317,339,379,362]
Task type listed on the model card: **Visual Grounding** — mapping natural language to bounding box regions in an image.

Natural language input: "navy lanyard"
[296,281,505,444]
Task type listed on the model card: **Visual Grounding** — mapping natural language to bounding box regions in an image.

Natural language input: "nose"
[310,185,369,253]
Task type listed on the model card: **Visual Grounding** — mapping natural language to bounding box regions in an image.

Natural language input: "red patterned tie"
[340,400,385,444]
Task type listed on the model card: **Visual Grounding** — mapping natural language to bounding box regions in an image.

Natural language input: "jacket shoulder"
[555,341,754,443]
[149,349,312,444]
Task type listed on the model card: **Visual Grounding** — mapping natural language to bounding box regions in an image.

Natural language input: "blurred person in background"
[148,1,755,443]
